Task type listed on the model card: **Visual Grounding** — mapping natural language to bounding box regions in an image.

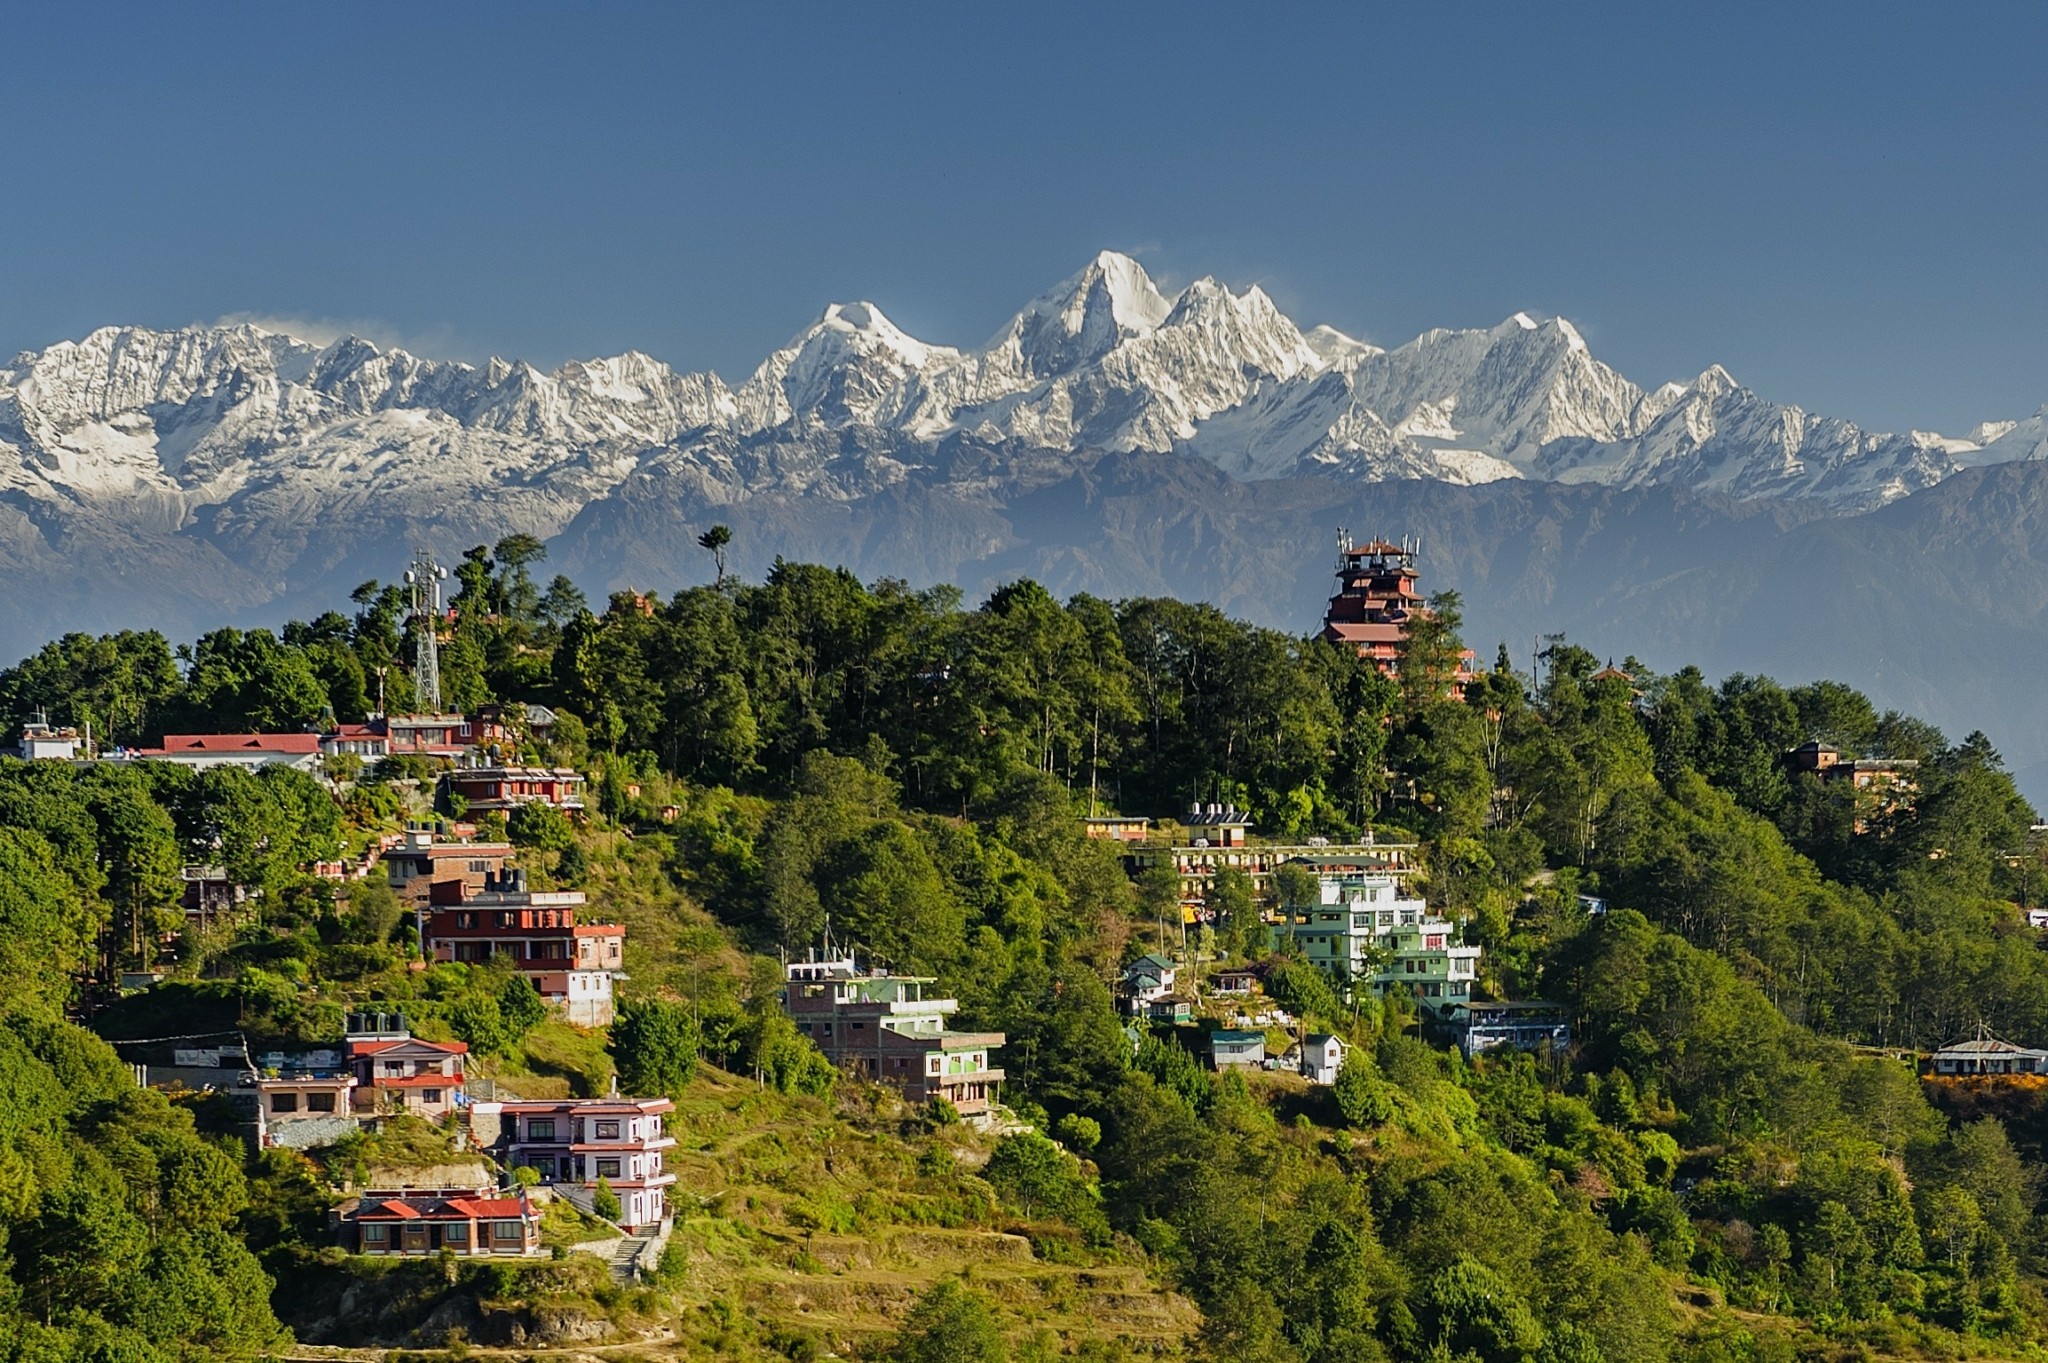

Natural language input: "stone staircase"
[571,1229,666,1284]
[552,1185,667,1284]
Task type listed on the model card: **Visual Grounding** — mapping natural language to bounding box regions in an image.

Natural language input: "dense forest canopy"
[3,536,2047,1362]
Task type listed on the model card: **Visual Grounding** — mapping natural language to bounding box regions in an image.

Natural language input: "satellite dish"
[436,566,449,579]
[404,570,416,584]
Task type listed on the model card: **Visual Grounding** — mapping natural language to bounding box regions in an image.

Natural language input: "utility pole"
[404,549,449,714]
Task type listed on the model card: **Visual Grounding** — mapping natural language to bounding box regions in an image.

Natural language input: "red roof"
[359,1195,529,1222]
[153,732,324,754]
[349,1036,470,1058]
[1324,622,1405,643]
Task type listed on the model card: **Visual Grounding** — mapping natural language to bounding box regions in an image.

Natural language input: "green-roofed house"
[1208,1028,1267,1071]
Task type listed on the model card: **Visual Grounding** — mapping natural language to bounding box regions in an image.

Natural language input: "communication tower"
[404,549,449,713]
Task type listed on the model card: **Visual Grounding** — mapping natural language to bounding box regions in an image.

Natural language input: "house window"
[528,1118,556,1141]
[362,1223,388,1243]
[594,1120,620,1139]
[596,1158,623,1179]
[307,1092,336,1113]
[491,1221,523,1242]
[271,1092,299,1113]
[443,1223,468,1244]
[420,1088,444,1104]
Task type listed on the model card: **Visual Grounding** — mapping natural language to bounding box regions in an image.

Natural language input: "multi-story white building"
[470,1097,677,1234]
[1281,869,1479,1015]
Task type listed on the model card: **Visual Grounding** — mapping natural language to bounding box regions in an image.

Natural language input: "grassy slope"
[658,1067,1197,1360]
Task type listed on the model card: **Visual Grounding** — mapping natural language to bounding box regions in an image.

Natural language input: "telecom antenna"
[404,548,449,713]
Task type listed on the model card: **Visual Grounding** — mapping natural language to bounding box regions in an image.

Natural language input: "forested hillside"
[2,538,2047,1362]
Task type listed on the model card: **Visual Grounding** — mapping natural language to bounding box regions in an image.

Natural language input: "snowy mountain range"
[8,251,2048,800]
[6,250,2044,551]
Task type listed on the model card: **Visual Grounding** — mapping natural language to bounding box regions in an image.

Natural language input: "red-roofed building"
[1319,534,1477,695]
[424,873,623,1024]
[135,732,325,773]
[346,1191,541,1257]
[345,1014,467,1119]
[469,1098,676,1233]
[442,763,586,814]
[322,722,391,761]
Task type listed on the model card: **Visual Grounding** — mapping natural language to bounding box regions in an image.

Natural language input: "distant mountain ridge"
[5,252,2048,798]
[7,251,2045,537]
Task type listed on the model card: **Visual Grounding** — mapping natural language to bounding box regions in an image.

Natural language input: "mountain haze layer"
[5,251,2048,794]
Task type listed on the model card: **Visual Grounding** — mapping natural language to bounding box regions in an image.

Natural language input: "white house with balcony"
[469,1097,677,1234]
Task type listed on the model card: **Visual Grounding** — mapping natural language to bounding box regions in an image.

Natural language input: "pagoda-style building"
[1319,533,1475,692]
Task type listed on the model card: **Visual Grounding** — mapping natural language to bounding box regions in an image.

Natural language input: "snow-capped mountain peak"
[977,249,1173,384]
[1303,324,1381,368]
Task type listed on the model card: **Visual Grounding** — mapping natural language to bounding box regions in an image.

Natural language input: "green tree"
[1208,865,1262,958]
[591,1176,622,1223]
[497,973,549,1042]
[887,1280,1007,1363]
[698,523,733,586]
[493,533,548,625]
[0,828,99,1021]
[609,996,701,1097]
[507,800,574,853]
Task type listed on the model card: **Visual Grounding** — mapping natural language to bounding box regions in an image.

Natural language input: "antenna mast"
[404,548,449,713]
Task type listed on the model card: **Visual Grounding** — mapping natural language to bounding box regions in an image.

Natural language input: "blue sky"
[5,2,2043,433]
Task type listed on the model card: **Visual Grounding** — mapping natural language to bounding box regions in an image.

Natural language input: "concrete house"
[134,732,325,773]
[1282,868,1478,1017]
[470,1097,676,1234]
[1453,1001,1573,1059]
[1928,1031,2048,1077]
[1295,1033,1347,1085]
[422,872,623,1024]
[256,1070,359,1148]
[381,827,514,907]
[345,1014,467,1119]
[783,954,1005,1121]
[442,762,586,814]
